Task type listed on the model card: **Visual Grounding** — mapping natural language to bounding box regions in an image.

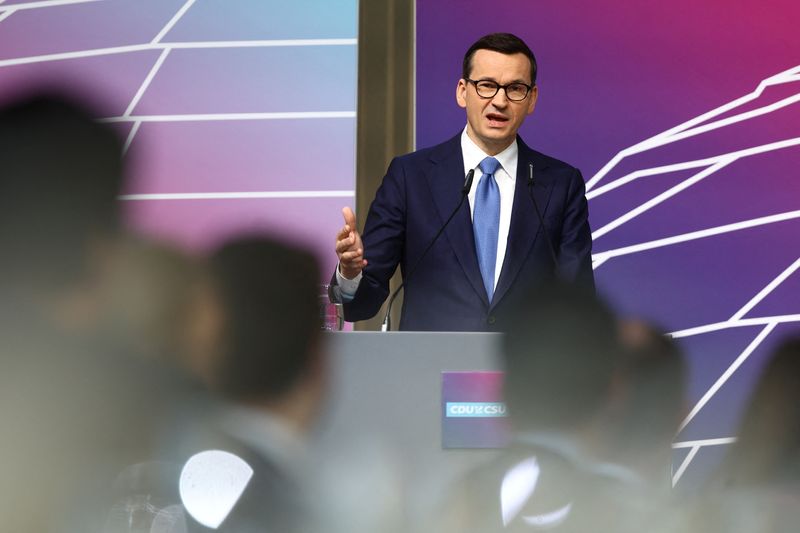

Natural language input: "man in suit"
[333,32,593,331]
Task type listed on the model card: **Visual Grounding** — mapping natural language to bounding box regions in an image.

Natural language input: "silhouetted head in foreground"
[0,92,124,292]
[169,237,326,533]
[612,320,687,487]
[0,92,205,533]
[502,282,622,433]
[205,236,325,428]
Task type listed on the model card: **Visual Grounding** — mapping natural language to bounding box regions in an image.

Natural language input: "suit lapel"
[492,139,554,309]
[426,136,490,307]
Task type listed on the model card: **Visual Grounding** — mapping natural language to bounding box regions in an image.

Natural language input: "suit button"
[487,316,496,325]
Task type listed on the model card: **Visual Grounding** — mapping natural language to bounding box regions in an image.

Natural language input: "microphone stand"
[381,169,476,331]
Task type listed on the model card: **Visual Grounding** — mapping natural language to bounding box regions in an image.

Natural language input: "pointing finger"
[342,206,357,229]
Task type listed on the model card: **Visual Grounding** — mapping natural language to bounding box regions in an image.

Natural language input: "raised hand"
[335,206,367,279]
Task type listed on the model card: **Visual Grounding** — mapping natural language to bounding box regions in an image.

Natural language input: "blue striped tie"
[473,156,501,301]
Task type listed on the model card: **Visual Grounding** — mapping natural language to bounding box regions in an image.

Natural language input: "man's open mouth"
[486,113,509,127]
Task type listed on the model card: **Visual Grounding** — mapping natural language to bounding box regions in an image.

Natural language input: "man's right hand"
[335,206,367,279]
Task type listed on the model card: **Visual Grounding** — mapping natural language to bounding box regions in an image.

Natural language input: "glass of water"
[319,284,344,331]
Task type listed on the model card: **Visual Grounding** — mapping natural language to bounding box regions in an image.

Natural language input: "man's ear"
[456,79,468,109]
[527,85,538,115]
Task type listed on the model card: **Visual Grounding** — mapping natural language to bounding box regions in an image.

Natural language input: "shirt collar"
[460,126,518,180]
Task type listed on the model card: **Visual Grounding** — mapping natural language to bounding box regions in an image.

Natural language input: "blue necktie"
[473,156,501,301]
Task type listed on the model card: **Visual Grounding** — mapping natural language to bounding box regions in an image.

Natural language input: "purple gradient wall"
[417,0,800,486]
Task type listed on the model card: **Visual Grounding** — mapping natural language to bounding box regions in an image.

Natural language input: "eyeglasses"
[465,78,533,102]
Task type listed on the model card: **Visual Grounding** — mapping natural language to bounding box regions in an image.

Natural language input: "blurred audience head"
[0,91,205,532]
[502,282,623,433]
[0,92,124,293]
[200,236,325,426]
[612,320,687,484]
[717,336,800,488]
[97,235,205,361]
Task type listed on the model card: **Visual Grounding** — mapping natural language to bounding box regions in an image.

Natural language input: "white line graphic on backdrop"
[0,0,103,12]
[673,437,737,449]
[590,66,799,259]
[636,92,800,158]
[125,48,170,117]
[591,158,735,240]
[730,257,800,321]
[592,210,800,264]
[120,0,193,151]
[669,314,800,339]
[102,111,357,123]
[666,247,799,477]
[672,446,701,487]
[677,323,777,434]
[152,0,196,44]
[586,137,800,200]
[672,437,736,487]
[121,48,170,152]
[119,190,356,201]
[0,39,359,68]
[675,257,800,434]
[587,67,799,264]
[586,65,800,192]
[122,121,140,155]
[165,39,359,49]
[671,438,738,487]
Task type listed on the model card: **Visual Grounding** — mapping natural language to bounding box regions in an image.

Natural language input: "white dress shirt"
[336,127,518,299]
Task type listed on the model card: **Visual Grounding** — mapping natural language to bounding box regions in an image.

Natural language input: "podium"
[312,331,503,494]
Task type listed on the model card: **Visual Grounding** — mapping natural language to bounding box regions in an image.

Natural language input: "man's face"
[456,49,538,155]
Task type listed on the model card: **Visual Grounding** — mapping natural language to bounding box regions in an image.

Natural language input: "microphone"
[527,163,559,272]
[381,168,476,331]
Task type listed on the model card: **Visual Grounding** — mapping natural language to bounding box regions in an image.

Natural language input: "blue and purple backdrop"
[2,0,798,489]
[418,0,800,487]
[0,0,357,279]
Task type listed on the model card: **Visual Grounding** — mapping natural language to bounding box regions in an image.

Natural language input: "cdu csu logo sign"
[446,402,507,418]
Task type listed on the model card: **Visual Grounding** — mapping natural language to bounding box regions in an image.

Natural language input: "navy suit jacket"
[336,133,594,331]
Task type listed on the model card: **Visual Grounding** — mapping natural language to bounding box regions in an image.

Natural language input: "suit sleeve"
[556,169,595,291]
[336,157,407,322]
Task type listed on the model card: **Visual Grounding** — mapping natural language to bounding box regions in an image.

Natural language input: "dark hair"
[502,282,621,430]
[615,322,686,451]
[0,93,124,288]
[462,33,538,85]
[209,237,322,402]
